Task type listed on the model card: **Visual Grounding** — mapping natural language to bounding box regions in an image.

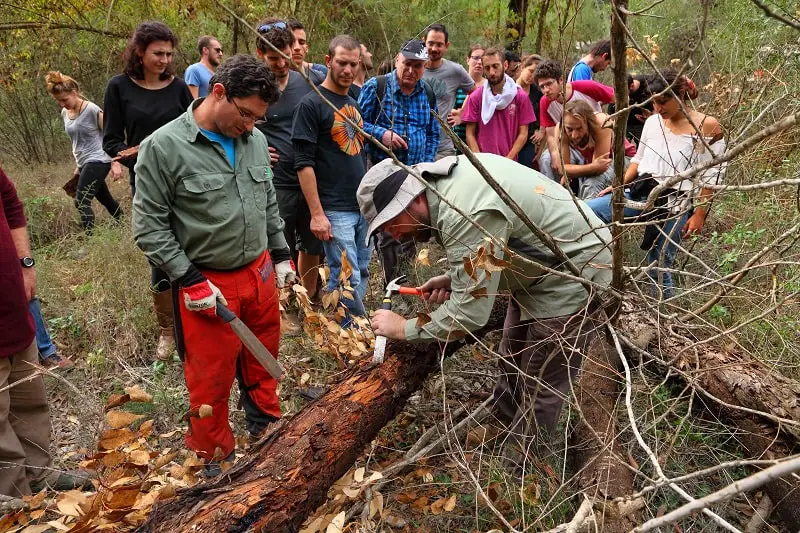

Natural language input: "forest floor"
[1,158,798,532]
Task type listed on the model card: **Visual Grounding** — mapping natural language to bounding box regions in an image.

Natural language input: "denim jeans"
[585,192,689,299]
[322,211,372,322]
[29,297,58,359]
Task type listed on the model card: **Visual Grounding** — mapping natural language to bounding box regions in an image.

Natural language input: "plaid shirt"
[357,71,440,165]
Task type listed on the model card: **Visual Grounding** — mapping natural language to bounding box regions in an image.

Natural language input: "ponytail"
[45,71,81,96]
[647,69,699,101]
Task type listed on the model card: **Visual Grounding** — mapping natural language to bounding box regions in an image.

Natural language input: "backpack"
[375,74,437,111]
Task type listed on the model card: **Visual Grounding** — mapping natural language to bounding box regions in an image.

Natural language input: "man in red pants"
[132,55,296,473]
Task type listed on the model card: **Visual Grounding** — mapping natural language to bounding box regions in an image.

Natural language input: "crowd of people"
[0,18,728,494]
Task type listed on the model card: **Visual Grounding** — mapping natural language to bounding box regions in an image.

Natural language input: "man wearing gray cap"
[357,153,612,472]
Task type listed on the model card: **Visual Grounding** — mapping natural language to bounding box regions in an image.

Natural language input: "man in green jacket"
[358,153,612,472]
[132,55,295,473]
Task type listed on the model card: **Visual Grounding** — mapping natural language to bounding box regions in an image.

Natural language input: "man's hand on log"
[372,310,406,340]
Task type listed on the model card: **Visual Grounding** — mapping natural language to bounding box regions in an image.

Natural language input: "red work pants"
[179,251,280,461]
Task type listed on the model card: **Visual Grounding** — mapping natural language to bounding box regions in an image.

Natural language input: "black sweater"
[102,74,193,164]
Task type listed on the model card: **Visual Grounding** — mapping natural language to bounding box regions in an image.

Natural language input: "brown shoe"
[42,353,75,372]
[152,289,176,361]
[466,424,505,448]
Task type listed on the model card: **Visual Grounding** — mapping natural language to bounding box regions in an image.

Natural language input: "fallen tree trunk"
[620,314,800,530]
[139,304,508,533]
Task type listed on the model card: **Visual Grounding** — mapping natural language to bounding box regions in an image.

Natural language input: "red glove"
[183,280,227,317]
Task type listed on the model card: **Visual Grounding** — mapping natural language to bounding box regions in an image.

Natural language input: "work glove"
[275,260,297,288]
[183,279,228,317]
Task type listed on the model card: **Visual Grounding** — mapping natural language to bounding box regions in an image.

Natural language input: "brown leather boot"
[152,289,175,361]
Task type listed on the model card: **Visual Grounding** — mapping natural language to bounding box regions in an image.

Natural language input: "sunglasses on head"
[258,21,287,33]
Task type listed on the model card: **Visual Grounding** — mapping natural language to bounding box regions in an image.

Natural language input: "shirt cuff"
[268,229,289,252]
[162,253,194,283]
[404,318,422,341]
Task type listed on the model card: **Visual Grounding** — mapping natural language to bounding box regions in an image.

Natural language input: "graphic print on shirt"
[331,104,365,156]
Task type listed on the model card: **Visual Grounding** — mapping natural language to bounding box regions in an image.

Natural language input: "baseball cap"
[357,157,459,245]
[400,39,428,61]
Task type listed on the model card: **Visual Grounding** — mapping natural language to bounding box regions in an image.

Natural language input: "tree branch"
[0,21,128,38]
[749,0,800,30]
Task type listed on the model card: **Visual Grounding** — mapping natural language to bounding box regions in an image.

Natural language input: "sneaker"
[29,469,93,492]
[41,353,75,372]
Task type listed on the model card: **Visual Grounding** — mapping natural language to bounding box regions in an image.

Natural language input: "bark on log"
[570,338,642,533]
[625,317,800,530]
[138,303,507,533]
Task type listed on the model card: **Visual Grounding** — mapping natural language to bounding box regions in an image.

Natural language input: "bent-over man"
[358,154,611,475]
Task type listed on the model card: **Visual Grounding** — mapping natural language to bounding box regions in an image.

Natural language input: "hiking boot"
[152,289,175,361]
[29,469,93,492]
[201,452,236,478]
[41,353,75,372]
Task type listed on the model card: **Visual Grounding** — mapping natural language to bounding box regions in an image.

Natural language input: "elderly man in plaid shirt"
[358,38,440,284]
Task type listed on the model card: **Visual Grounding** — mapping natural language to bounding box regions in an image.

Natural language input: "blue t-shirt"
[568,61,593,82]
[200,128,235,168]
[184,63,214,97]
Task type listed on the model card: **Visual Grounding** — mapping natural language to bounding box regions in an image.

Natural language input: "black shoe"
[201,452,236,478]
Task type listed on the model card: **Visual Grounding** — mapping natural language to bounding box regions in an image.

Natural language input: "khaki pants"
[491,298,601,461]
[0,340,52,497]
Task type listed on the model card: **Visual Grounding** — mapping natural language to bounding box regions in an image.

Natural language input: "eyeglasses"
[258,21,287,33]
[229,98,259,123]
[213,47,223,53]
[538,79,556,90]
[469,55,483,61]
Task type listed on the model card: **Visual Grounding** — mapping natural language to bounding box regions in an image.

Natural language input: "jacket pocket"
[180,174,229,223]
[249,165,272,210]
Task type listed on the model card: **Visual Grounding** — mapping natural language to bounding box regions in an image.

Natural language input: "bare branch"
[0,21,128,38]
[749,0,800,30]
[633,456,800,532]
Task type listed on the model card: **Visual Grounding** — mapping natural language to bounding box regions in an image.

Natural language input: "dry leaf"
[430,496,446,515]
[470,287,488,299]
[128,449,151,466]
[138,419,154,437]
[444,493,457,512]
[125,385,153,403]
[199,404,213,418]
[366,471,383,483]
[339,251,353,282]
[463,256,477,280]
[300,372,311,386]
[55,490,88,517]
[106,410,144,430]
[325,511,345,533]
[153,451,179,471]
[353,467,365,483]
[26,491,46,509]
[369,491,384,519]
[342,486,360,499]
[20,525,51,533]
[416,313,432,328]
[416,248,431,266]
[104,393,131,411]
[45,521,72,532]
[99,428,135,450]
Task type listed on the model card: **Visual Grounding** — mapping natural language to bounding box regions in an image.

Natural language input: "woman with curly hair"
[586,70,726,299]
[46,71,122,233]
[102,21,193,361]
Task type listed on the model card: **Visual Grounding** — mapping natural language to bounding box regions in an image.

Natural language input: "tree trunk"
[138,303,508,533]
[506,0,530,53]
[534,0,551,53]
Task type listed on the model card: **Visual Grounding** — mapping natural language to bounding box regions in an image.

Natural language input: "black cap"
[400,39,428,61]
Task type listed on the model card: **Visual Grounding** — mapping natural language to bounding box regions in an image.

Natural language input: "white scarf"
[480,74,517,125]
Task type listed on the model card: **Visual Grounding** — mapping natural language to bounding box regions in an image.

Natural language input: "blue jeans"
[29,297,58,358]
[585,192,689,299]
[322,211,372,323]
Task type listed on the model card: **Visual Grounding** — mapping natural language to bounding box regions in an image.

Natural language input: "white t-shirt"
[632,114,726,191]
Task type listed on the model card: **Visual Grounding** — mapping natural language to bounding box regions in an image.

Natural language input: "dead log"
[570,338,643,533]
[623,318,800,530]
[138,303,507,533]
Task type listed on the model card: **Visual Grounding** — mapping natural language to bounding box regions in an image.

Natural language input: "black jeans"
[75,161,121,231]
[377,232,416,285]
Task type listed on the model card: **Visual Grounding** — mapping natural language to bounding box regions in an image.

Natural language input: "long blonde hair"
[563,99,600,138]
[45,71,81,96]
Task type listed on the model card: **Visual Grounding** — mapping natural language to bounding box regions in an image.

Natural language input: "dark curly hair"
[255,17,294,54]
[647,69,699,101]
[533,59,564,84]
[210,54,280,105]
[123,21,179,81]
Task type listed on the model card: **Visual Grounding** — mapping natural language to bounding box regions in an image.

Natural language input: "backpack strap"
[376,74,387,103]
[422,80,436,110]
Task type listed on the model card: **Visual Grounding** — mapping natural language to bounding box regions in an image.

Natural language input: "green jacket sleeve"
[404,209,511,342]
[131,137,192,281]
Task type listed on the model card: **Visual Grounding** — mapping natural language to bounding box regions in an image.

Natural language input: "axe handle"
[216,302,236,323]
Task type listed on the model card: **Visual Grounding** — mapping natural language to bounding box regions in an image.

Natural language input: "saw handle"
[216,302,236,324]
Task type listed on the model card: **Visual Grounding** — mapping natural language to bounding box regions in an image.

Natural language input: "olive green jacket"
[132,100,287,281]
[404,154,612,342]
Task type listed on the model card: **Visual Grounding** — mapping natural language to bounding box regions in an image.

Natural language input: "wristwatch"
[20,256,35,268]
